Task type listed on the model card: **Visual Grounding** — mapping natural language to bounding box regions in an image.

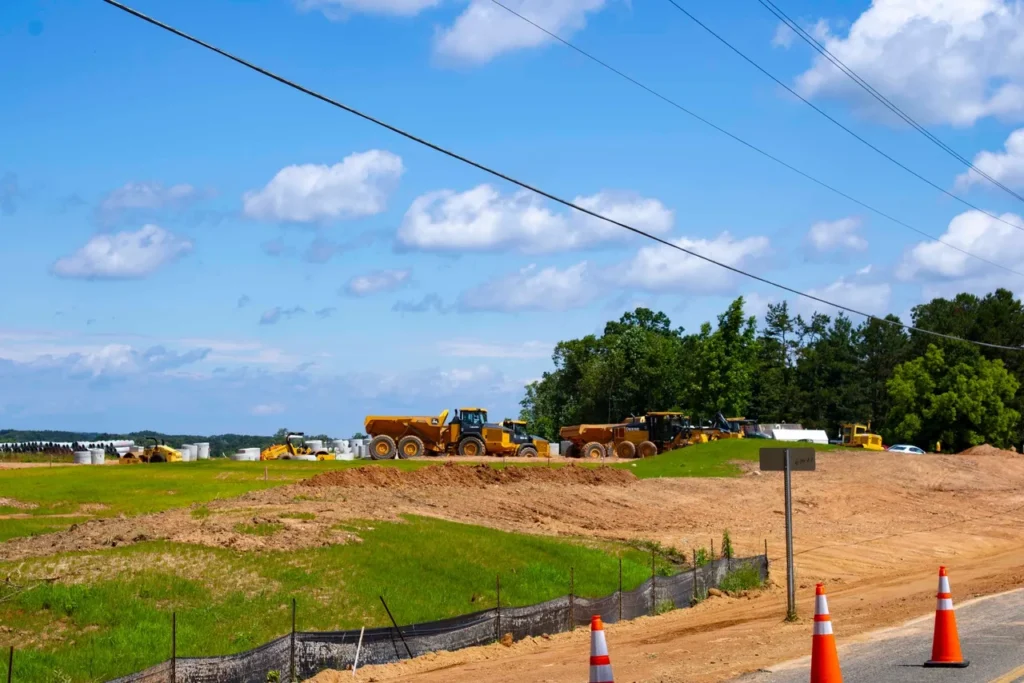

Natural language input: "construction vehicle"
[692,412,745,441]
[726,417,759,437]
[260,432,333,461]
[364,408,528,459]
[610,412,708,458]
[120,437,182,464]
[502,418,550,457]
[559,423,622,459]
[839,423,884,451]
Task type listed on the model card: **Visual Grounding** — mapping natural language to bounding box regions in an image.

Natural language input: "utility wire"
[484,0,1024,280]
[758,0,1024,206]
[662,0,1024,235]
[97,0,1024,352]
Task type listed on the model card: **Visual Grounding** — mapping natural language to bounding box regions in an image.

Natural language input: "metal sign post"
[760,447,815,621]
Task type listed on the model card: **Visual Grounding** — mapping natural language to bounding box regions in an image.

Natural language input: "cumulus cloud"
[793,0,1024,126]
[459,262,595,312]
[259,306,306,325]
[242,150,404,223]
[51,225,193,280]
[27,343,211,378]
[805,217,868,253]
[615,232,771,293]
[897,209,1024,281]
[799,277,892,318]
[97,181,200,225]
[435,0,606,64]
[955,128,1024,191]
[398,184,673,253]
[294,0,440,18]
[392,293,450,314]
[771,21,796,48]
[344,269,411,296]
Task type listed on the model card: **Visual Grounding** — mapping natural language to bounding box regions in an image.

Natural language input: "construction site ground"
[3,447,1024,682]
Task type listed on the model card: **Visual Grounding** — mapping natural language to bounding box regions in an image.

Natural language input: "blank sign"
[759,447,816,471]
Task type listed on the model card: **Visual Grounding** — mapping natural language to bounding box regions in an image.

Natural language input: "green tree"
[887,344,1020,451]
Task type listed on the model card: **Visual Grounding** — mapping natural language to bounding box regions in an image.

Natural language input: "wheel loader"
[839,423,884,451]
[119,437,182,464]
[364,408,528,459]
[260,432,335,461]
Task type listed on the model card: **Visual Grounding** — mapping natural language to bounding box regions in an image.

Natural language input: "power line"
[483,0,1024,280]
[757,0,1024,206]
[97,0,1024,353]
[661,0,1024,235]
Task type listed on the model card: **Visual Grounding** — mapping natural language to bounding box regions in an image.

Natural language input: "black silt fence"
[106,555,766,683]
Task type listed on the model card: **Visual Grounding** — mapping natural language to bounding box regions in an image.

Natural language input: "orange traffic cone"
[924,566,969,668]
[810,583,843,683]
[589,615,614,683]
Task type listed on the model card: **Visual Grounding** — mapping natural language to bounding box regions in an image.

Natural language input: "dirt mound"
[300,462,636,489]
[959,443,1019,457]
[0,497,38,510]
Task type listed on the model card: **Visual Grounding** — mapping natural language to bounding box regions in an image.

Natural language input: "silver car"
[887,444,925,454]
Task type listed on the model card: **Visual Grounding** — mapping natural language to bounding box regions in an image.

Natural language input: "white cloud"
[955,128,1024,191]
[771,21,795,48]
[805,217,868,253]
[251,402,285,416]
[242,150,404,223]
[294,0,441,18]
[437,339,553,359]
[97,181,199,224]
[344,269,411,296]
[799,275,892,318]
[24,344,211,378]
[459,262,595,312]
[615,232,771,293]
[398,184,672,253]
[259,306,307,325]
[794,0,1024,126]
[897,209,1024,281]
[51,225,193,280]
[434,0,607,64]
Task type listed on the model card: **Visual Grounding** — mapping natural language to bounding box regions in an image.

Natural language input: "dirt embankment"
[301,462,636,488]
[958,443,1019,457]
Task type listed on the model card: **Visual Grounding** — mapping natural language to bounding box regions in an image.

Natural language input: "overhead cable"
[98,0,1024,352]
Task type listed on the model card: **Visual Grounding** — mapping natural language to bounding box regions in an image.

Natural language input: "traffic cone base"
[924,567,969,668]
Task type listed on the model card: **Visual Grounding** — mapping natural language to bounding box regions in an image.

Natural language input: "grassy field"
[618,439,841,478]
[0,515,675,682]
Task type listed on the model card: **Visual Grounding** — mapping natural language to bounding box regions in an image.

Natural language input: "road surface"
[737,588,1024,682]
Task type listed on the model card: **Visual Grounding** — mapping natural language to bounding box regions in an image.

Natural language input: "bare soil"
[5,452,1024,682]
[958,443,1019,457]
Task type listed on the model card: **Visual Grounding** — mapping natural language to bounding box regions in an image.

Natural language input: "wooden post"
[496,575,501,641]
[265,465,268,481]
[692,549,697,603]
[618,557,623,622]
[569,567,575,631]
[650,549,656,615]
[7,645,13,683]
[711,538,715,563]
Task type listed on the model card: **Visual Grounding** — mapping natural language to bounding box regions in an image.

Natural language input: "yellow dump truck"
[559,423,622,459]
[364,408,540,459]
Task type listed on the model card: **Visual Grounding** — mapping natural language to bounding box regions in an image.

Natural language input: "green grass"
[617,439,840,478]
[233,522,284,536]
[278,512,314,521]
[0,515,673,682]
[718,564,764,593]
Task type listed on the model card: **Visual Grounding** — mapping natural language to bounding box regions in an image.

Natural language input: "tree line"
[519,289,1024,453]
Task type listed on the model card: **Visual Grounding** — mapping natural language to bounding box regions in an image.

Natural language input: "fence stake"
[618,557,623,622]
[7,646,12,683]
[171,612,176,683]
[265,465,268,481]
[711,538,715,562]
[764,538,769,579]
[569,567,575,632]
[692,549,697,603]
[496,574,501,642]
[379,596,413,659]
[291,598,297,683]
[352,626,365,678]
[650,549,656,616]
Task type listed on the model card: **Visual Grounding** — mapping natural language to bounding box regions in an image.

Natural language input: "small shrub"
[693,547,711,567]
[655,599,674,615]
[279,512,315,521]
[191,506,211,519]
[721,529,734,560]
[266,671,280,683]
[718,564,763,594]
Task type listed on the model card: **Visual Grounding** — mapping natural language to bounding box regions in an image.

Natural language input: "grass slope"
[0,516,674,682]
[618,439,840,478]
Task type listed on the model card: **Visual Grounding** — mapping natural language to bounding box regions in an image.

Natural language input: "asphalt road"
[736,588,1024,683]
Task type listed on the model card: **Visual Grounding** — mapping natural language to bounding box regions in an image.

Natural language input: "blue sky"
[3,0,1024,435]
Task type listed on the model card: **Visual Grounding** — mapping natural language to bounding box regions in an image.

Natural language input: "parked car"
[887,444,925,455]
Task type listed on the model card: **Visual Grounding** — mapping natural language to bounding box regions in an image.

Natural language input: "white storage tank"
[196,442,210,460]
[331,439,349,453]
[548,441,560,456]
[91,449,106,465]
[74,450,92,465]
[180,444,195,462]
[305,440,324,452]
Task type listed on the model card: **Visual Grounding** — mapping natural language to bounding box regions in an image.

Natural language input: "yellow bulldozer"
[119,437,182,464]
[260,432,334,461]
[364,408,545,459]
[839,423,884,451]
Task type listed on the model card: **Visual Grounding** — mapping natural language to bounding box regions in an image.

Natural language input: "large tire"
[615,440,637,459]
[398,435,425,459]
[458,436,486,457]
[582,441,606,459]
[638,440,658,458]
[564,443,578,458]
[518,446,539,458]
[369,435,397,460]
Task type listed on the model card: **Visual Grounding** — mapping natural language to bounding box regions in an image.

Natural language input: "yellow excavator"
[260,432,335,461]
[839,423,884,451]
